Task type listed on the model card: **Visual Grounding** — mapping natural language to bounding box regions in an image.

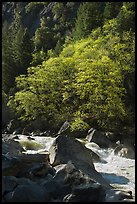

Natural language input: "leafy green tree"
[7,3,135,133]
[102,17,135,128]
[31,50,47,66]
[8,57,77,128]
[8,21,135,132]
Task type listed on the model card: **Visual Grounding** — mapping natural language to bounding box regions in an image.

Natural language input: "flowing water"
[93,148,135,199]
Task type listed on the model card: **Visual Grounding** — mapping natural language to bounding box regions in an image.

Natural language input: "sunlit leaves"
[8,16,135,131]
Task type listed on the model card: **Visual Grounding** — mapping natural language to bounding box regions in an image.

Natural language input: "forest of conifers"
[2,2,135,135]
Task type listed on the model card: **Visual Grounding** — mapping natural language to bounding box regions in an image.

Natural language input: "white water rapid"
[93,148,135,200]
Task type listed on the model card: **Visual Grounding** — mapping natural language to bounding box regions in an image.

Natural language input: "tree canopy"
[8,14,135,132]
[2,2,135,134]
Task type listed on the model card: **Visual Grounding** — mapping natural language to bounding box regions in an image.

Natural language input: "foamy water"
[94,148,135,198]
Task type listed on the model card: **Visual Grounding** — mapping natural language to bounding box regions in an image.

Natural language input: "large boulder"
[2,152,49,177]
[4,184,50,202]
[42,179,71,201]
[49,136,111,189]
[86,128,113,148]
[53,161,106,201]
[2,162,134,202]
[2,176,17,196]
[49,135,95,168]
[85,142,107,163]
[114,144,135,159]
[63,183,105,202]
[85,142,100,150]
[2,139,24,155]
[104,189,133,202]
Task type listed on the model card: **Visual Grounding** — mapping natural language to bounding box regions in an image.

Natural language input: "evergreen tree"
[2,21,14,93]
[33,16,55,53]
[2,7,33,95]
[11,7,33,76]
[117,2,135,32]
[103,2,122,20]
[73,2,103,40]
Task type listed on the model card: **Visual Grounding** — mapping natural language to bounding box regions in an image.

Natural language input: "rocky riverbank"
[2,133,135,202]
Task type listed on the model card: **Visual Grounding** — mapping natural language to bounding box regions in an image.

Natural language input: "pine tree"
[2,21,15,93]
[117,2,135,32]
[103,2,122,20]
[11,7,33,76]
[73,2,103,40]
[33,16,55,53]
[2,7,33,95]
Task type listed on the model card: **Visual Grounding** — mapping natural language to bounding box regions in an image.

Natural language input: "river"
[93,148,135,200]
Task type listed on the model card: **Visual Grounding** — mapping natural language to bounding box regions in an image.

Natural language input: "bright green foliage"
[70,117,90,132]
[31,50,47,66]
[102,17,135,128]
[8,15,135,131]
[8,57,77,126]
[7,2,135,132]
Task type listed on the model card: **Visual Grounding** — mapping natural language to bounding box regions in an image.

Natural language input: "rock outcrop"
[114,144,135,159]
[86,128,113,148]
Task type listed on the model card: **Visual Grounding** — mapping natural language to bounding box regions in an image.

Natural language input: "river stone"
[42,179,71,201]
[15,177,36,185]
[4,184,50,202]
[2,176,17,196]
[114,145,135,159]
[49,135,95,168]
[86,129,112,148]
[2,139,24,155]
[104,189,133,202]
[63,182,105,202]
[118,147,135,159]
[2,156,22,176]
[85,142,106,163]
[53,161,90,187]
[49,135,111,189]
